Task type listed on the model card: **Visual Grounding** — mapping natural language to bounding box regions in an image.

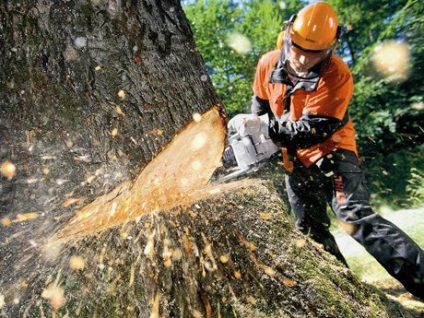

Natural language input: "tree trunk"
[0,0,222,313]
[0,0,221,214]
[0,1,406,317]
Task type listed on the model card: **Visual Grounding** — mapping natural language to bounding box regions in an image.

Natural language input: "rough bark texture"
[0,0,220,215]
[4,180,396,317]
[0,0,222,286]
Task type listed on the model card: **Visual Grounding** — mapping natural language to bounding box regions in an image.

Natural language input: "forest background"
[182,0,424,209]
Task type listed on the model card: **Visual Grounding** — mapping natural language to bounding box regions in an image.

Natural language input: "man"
[249,1,424,300]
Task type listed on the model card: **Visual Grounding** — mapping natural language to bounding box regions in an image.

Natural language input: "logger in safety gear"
[250,1,424,300]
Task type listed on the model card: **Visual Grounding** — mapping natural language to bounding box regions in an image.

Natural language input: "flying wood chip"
[0,160,16,178]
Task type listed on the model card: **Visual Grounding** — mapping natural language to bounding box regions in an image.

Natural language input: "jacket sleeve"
[268,112,348,148]
[251,95,270,116]
[251,51,280,115]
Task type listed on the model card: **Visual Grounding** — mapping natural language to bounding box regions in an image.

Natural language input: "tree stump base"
[5,180,392,317]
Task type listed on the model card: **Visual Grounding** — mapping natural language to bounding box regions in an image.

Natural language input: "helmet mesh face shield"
[281,27,335,78]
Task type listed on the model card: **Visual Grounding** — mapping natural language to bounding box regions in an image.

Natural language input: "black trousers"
[285,149,424,300]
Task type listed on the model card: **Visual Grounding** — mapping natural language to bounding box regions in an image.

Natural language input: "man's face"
[288,45,330,74]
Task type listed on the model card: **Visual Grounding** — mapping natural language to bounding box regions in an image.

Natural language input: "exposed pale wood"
[50,107,226,242]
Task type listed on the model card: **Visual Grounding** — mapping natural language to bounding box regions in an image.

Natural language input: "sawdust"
[48,107,226,244]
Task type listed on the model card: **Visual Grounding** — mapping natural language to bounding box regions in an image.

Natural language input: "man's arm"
[268,112,348,148]
[251,95,270,116]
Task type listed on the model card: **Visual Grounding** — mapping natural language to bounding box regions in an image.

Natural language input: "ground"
[333,207,424,317]
[369,278,424,318]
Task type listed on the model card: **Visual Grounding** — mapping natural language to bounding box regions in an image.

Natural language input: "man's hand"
[228,114,269,137]
[268,117,290,146]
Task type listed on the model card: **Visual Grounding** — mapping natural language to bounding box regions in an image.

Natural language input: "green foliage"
[334,0,423,151]
[359,145,424,208]
[327,0,424,206]
[406,159,424,207]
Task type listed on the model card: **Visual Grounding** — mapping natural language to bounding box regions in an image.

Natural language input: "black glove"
[269,113,347,149]
[268,116,293,147]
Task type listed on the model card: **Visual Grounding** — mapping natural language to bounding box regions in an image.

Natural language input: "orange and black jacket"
[252,49,358,169]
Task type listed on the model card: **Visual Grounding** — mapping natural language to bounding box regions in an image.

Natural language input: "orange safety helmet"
[291,2,340,51]
[275,2,341,78]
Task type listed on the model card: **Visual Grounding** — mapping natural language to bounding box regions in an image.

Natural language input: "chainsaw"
[217,113,280,183]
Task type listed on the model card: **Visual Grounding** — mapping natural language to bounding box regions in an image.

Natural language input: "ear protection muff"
[276,15,296,49]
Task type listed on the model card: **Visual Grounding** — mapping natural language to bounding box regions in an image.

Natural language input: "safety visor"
[289,40,332,62]
[281,28,334,77]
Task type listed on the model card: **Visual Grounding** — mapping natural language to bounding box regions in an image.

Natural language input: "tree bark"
[7,180,395,318]
[0,1,407,317]
[0,0,221,214]
[0,0,224,313]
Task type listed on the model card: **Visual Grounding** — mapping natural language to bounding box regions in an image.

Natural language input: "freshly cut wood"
[50,107,226,242]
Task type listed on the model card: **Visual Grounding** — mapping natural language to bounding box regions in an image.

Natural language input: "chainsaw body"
[220,115,280,182]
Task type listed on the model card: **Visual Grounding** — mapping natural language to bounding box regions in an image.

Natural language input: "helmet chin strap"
[286,61,307,78]
[286,54,333,80]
